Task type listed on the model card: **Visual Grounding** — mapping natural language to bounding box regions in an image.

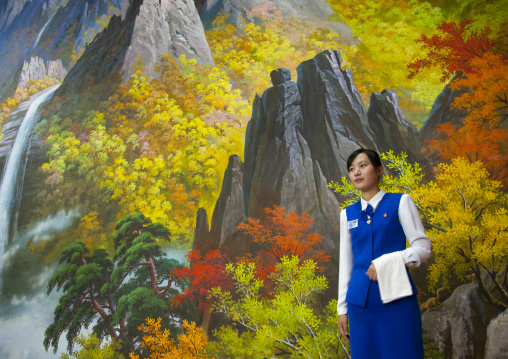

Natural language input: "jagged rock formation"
[193,50,419,284]
[193,155,248,259]
[17,57,67,88]
[0,0,123,100]
[419,74,468,149]
[297,50,375,183]
[57,0,214,95]
[367,89,421,163]
[485,310,508,359]
[195,0,356,44]
[422,282,501,359]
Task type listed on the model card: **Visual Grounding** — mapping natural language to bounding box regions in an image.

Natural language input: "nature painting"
[0,0,506,358]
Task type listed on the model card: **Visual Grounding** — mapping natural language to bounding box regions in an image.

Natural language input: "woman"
[337,149,431,359]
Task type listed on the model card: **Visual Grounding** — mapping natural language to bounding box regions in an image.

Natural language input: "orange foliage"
[237,206,330,278]
[428,121,508,184]
[171,250,233,311]
[130,317,209,359]
[410,20,508,184]
[450,51,508,127]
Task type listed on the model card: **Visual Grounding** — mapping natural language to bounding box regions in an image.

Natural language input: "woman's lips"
[355,178,363,183]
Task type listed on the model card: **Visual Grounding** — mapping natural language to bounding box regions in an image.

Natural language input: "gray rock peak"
[194,154,248,259]
[367,89,420,162]
[270,68,291,86]
[419,73,467,147]
[58,0,213,94]
[18,57,67,88]
[297,49,375,183]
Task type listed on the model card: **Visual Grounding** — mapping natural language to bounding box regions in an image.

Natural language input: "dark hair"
[346,148,382,171]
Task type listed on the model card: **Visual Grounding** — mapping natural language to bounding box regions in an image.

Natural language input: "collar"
[361,189,386,211]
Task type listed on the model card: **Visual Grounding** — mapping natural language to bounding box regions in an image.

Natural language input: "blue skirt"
[348,281,424,359]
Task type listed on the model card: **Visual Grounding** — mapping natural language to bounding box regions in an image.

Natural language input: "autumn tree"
[170,249,233,332]
[417,158,508,310]
[408,20,508,184]
[209,257,349,358]
[129,318,209,359]
[44,243,119,353]
[45,214,188,355]
[238,205,331,279]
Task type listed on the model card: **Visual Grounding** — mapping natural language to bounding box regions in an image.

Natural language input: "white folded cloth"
[372,251,413,304]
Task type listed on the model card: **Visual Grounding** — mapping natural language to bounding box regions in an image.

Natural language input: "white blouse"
[337,190,431,315]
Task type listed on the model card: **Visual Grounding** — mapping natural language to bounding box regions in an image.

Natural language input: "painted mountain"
[0,0,506,358]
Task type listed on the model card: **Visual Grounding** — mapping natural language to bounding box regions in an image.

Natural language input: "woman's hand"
[338,314,350,343]
[366,263,378,281]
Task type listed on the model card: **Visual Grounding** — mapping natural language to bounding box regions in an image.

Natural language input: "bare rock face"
[485,310,508,359]
[18,57,67,88]
[367,89,420,163]
[195,0,355,44]
[193,0,223,27]
[0,0,33,31]
[297,49,375,183]
[193,155,248,259]
[419,74,467,148]
[57,0,213,94]
[0,0,120,100]
[422,283,501,359]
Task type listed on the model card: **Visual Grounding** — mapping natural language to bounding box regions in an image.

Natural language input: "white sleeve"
[398,194,431,268]
[337,209,353,315]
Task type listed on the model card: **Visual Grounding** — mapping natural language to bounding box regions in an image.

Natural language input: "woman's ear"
[377,165,384,178]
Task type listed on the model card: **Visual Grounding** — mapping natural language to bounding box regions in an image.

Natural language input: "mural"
[0,0,506,357]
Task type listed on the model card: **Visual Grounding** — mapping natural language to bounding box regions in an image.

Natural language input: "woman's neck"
[361,188,381,202]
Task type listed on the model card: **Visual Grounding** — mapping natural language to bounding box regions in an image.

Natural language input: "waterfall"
[33,14,55,49]
[0,84,60,291]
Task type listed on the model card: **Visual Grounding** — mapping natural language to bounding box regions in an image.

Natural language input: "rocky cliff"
[193,50,420,289]
[195,0,356,45]
[18,57,67,88]
[56,0,214,95]
[367,89,421,163]
[0,0,123,100]
[419,74,468,150]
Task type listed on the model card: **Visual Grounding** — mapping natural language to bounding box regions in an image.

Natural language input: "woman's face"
[348,153,383,193]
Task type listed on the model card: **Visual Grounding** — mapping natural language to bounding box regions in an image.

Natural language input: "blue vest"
[345,193,417,307]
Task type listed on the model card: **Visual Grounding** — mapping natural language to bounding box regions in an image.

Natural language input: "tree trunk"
[145,254,158,296]
[89,284,118,339]
[475,268,508,310]
[202,302,212,334]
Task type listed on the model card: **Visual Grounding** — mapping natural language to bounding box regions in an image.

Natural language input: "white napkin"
[372,251,413,304]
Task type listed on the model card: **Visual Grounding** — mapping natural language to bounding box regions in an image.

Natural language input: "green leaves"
[209,256,348,358]
[45,214,186,355]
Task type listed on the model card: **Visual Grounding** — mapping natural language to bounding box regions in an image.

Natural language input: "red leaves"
[172,207,330,312]
[238,205,330,279]
[171,250,232,311]
[408,20,495,82]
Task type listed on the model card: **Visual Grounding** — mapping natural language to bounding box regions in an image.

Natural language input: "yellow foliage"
[415,158,508,291]
[130,318,209,359]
